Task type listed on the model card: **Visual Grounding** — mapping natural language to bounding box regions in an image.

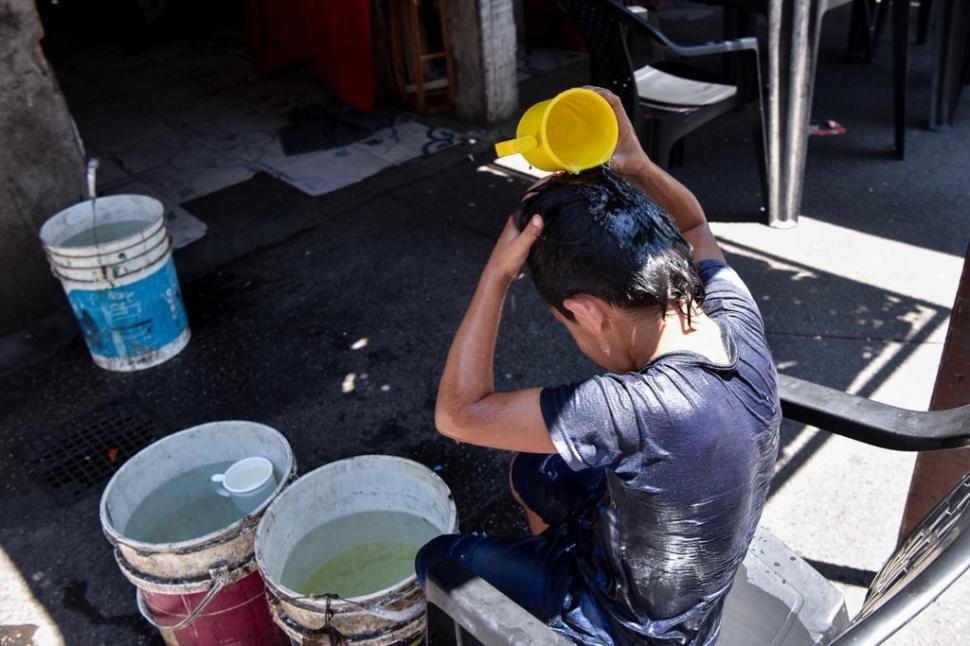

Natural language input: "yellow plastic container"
[494,88,618,173]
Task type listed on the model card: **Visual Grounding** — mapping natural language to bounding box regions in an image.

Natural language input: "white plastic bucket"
[100,421,296,645]
[256,455,458,645]
[39,195,190,371]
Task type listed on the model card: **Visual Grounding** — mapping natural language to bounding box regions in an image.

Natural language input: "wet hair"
[517,166,704,326]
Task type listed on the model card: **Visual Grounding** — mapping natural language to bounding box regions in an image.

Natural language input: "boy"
[416,89,780,645]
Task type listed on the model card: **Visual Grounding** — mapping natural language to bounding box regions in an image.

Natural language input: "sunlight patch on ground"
[711,216,963,311]
[341,373,357,394]
[0,547,64,645]
[844,305,941,400]
[475,165,514,179]
[490,154,551,179]
[719,239,818,281]
[862,317,949,409]
[770,312,940,487]
[741,216,961,623]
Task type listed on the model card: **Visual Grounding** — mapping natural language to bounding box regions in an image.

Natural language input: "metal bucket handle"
[280,582,426,623]
[311,593,424,623]
[136,564,232,633]
[86,159,104,250]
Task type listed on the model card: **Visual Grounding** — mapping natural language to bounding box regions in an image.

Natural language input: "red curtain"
[248,0,375,111]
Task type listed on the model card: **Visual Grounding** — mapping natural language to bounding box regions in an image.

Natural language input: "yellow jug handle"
[494,135,538,158]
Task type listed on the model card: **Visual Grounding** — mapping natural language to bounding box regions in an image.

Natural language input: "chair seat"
[635,64,737,108]
[720,526,849,645]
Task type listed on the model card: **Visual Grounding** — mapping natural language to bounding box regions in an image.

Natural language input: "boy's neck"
[629,307,728,369]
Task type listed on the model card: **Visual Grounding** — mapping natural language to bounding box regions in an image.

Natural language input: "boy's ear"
[562,294,609,337]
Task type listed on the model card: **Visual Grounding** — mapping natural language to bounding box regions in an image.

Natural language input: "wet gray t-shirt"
[541,260,780,645]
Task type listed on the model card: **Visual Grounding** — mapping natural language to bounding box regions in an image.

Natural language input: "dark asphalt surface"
[1,7,968,644]
[0,142,586,644]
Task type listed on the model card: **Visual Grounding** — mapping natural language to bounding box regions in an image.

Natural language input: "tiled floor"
[48,28,463,247]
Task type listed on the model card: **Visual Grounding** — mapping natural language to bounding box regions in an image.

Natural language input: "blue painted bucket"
[39,195,190,371]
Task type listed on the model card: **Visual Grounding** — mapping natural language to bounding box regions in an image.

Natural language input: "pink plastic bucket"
[137,568,286,645]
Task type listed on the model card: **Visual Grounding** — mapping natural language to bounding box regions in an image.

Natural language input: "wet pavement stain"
[62,581,154,639]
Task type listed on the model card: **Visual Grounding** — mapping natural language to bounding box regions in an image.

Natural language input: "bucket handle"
[136,565,231,633]
[87,159,99,201]
[86,159,106,253]
[322,593,424,623]
[288,592,426,623]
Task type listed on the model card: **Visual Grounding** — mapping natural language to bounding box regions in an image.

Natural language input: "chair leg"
[950,2,969,121]
[846,0,874,62]
[438,0,457,107]
[917,0,933,44]
[873,0,890,54]
[670,139,686,168]
[390,0,408,98]
[893,0,910,159]
[408,0,426,113]
[723,8,737,79]
[639,120,662,169]
[648,126,675,170]
[930,0,970,129]
[749,102,769,218]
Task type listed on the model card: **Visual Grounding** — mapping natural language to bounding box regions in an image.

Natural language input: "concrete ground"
[2,5,969,645]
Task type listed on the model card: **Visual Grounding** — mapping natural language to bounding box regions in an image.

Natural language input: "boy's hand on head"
[584,86,651,179]
[485,214,543,283]
[436,210,552,455]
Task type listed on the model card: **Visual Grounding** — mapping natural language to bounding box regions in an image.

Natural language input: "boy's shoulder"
[552,360,731,422]
[696,260,765,331]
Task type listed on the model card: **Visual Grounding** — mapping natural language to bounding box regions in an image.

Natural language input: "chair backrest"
[828,471,970,644]
[557,0,641,128]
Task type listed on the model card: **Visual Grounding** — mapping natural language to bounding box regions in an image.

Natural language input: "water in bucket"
[280,510,439,598]
[124,460,273,543]
[60,220,149,247]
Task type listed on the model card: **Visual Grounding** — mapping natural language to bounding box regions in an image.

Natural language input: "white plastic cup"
[211,457,277,515]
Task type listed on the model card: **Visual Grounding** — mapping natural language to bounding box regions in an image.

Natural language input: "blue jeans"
[414,453,606,622]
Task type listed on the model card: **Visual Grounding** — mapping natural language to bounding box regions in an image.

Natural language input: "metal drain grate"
[24,396,167,504]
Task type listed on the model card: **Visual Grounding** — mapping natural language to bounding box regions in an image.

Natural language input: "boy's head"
[517,166,703,368]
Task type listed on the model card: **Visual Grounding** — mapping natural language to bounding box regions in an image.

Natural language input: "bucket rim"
[256,454,458,609]
[100,420,295,555]
[49,234,172,284]
[39,194,165,256]
[45,218,166,265]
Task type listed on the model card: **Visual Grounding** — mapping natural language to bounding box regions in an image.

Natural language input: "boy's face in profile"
[548,296,658,375]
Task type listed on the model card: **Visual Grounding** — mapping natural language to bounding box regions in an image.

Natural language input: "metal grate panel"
[24,397,167,504]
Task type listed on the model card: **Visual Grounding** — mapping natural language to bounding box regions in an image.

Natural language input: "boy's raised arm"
[434,215,557,454]
[585,87,725,264]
